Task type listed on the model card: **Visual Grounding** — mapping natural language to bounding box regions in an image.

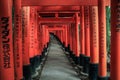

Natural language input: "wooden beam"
[37,6,80,12]
[39,12,77,17]
[22,0,98,6]
[38,17,75,23]
[47,28,64,30]
[41,23,70,26]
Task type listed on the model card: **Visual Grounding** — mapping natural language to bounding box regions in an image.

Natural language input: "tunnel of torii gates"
[0,0,120,80]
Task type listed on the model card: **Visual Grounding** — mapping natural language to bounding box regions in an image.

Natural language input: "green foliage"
[106,6,111,54]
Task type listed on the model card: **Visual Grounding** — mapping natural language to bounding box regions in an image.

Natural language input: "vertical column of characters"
[83,6,90,74]
[0,0,15,80]
[22,7,32,80]
[89,6,99,80]
[29,7,39,78]
[98,0,107,79]
[111,1,120,80]
[13,0,23,79]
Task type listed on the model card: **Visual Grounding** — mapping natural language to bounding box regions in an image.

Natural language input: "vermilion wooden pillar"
[0,0,15,80]
[46,28,49,45]
[84,6,90,74]
[71,24,76,60]
[69,26,71,50]
[62,27,65,46]
[67,25,69,44]
[56,30,59,39]
[71,23,75,54]
[63,26,66,46]
[68,25,72,53]
[75,13,80,64]
[66,26,69,46]
[29,7,38,78]
[71,25,74,52]
[34,11,41,71]
[39,24,44,56]
[35,22,42,70]
[34,10,38,57]
[80,6,85,67]
[61,30,63,43]
[44,27,47,46]
[22,7,32,80]
[30,7,36,58]
[30,7,36,75]
[69,24,72,51]
[42,26,45,50]
[67,25,71,51]
[59,30,61,42]
[44,26,47,46]
[39,24,43,55]
[36,24,39,56]
[57,31,60,39]
[111,1,120,80]
[71,25,74,53]
[98,0,107,79]
[37,15,41,55]
[65,25,68,47]
[89,6,99,80]
[45,26,48,47]
[13,0,23,79]
[43,25,46,47]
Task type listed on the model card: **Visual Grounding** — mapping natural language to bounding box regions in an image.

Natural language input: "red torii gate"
[22,0,98,6]
[1,0,118,80]
[38,17,75,24]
